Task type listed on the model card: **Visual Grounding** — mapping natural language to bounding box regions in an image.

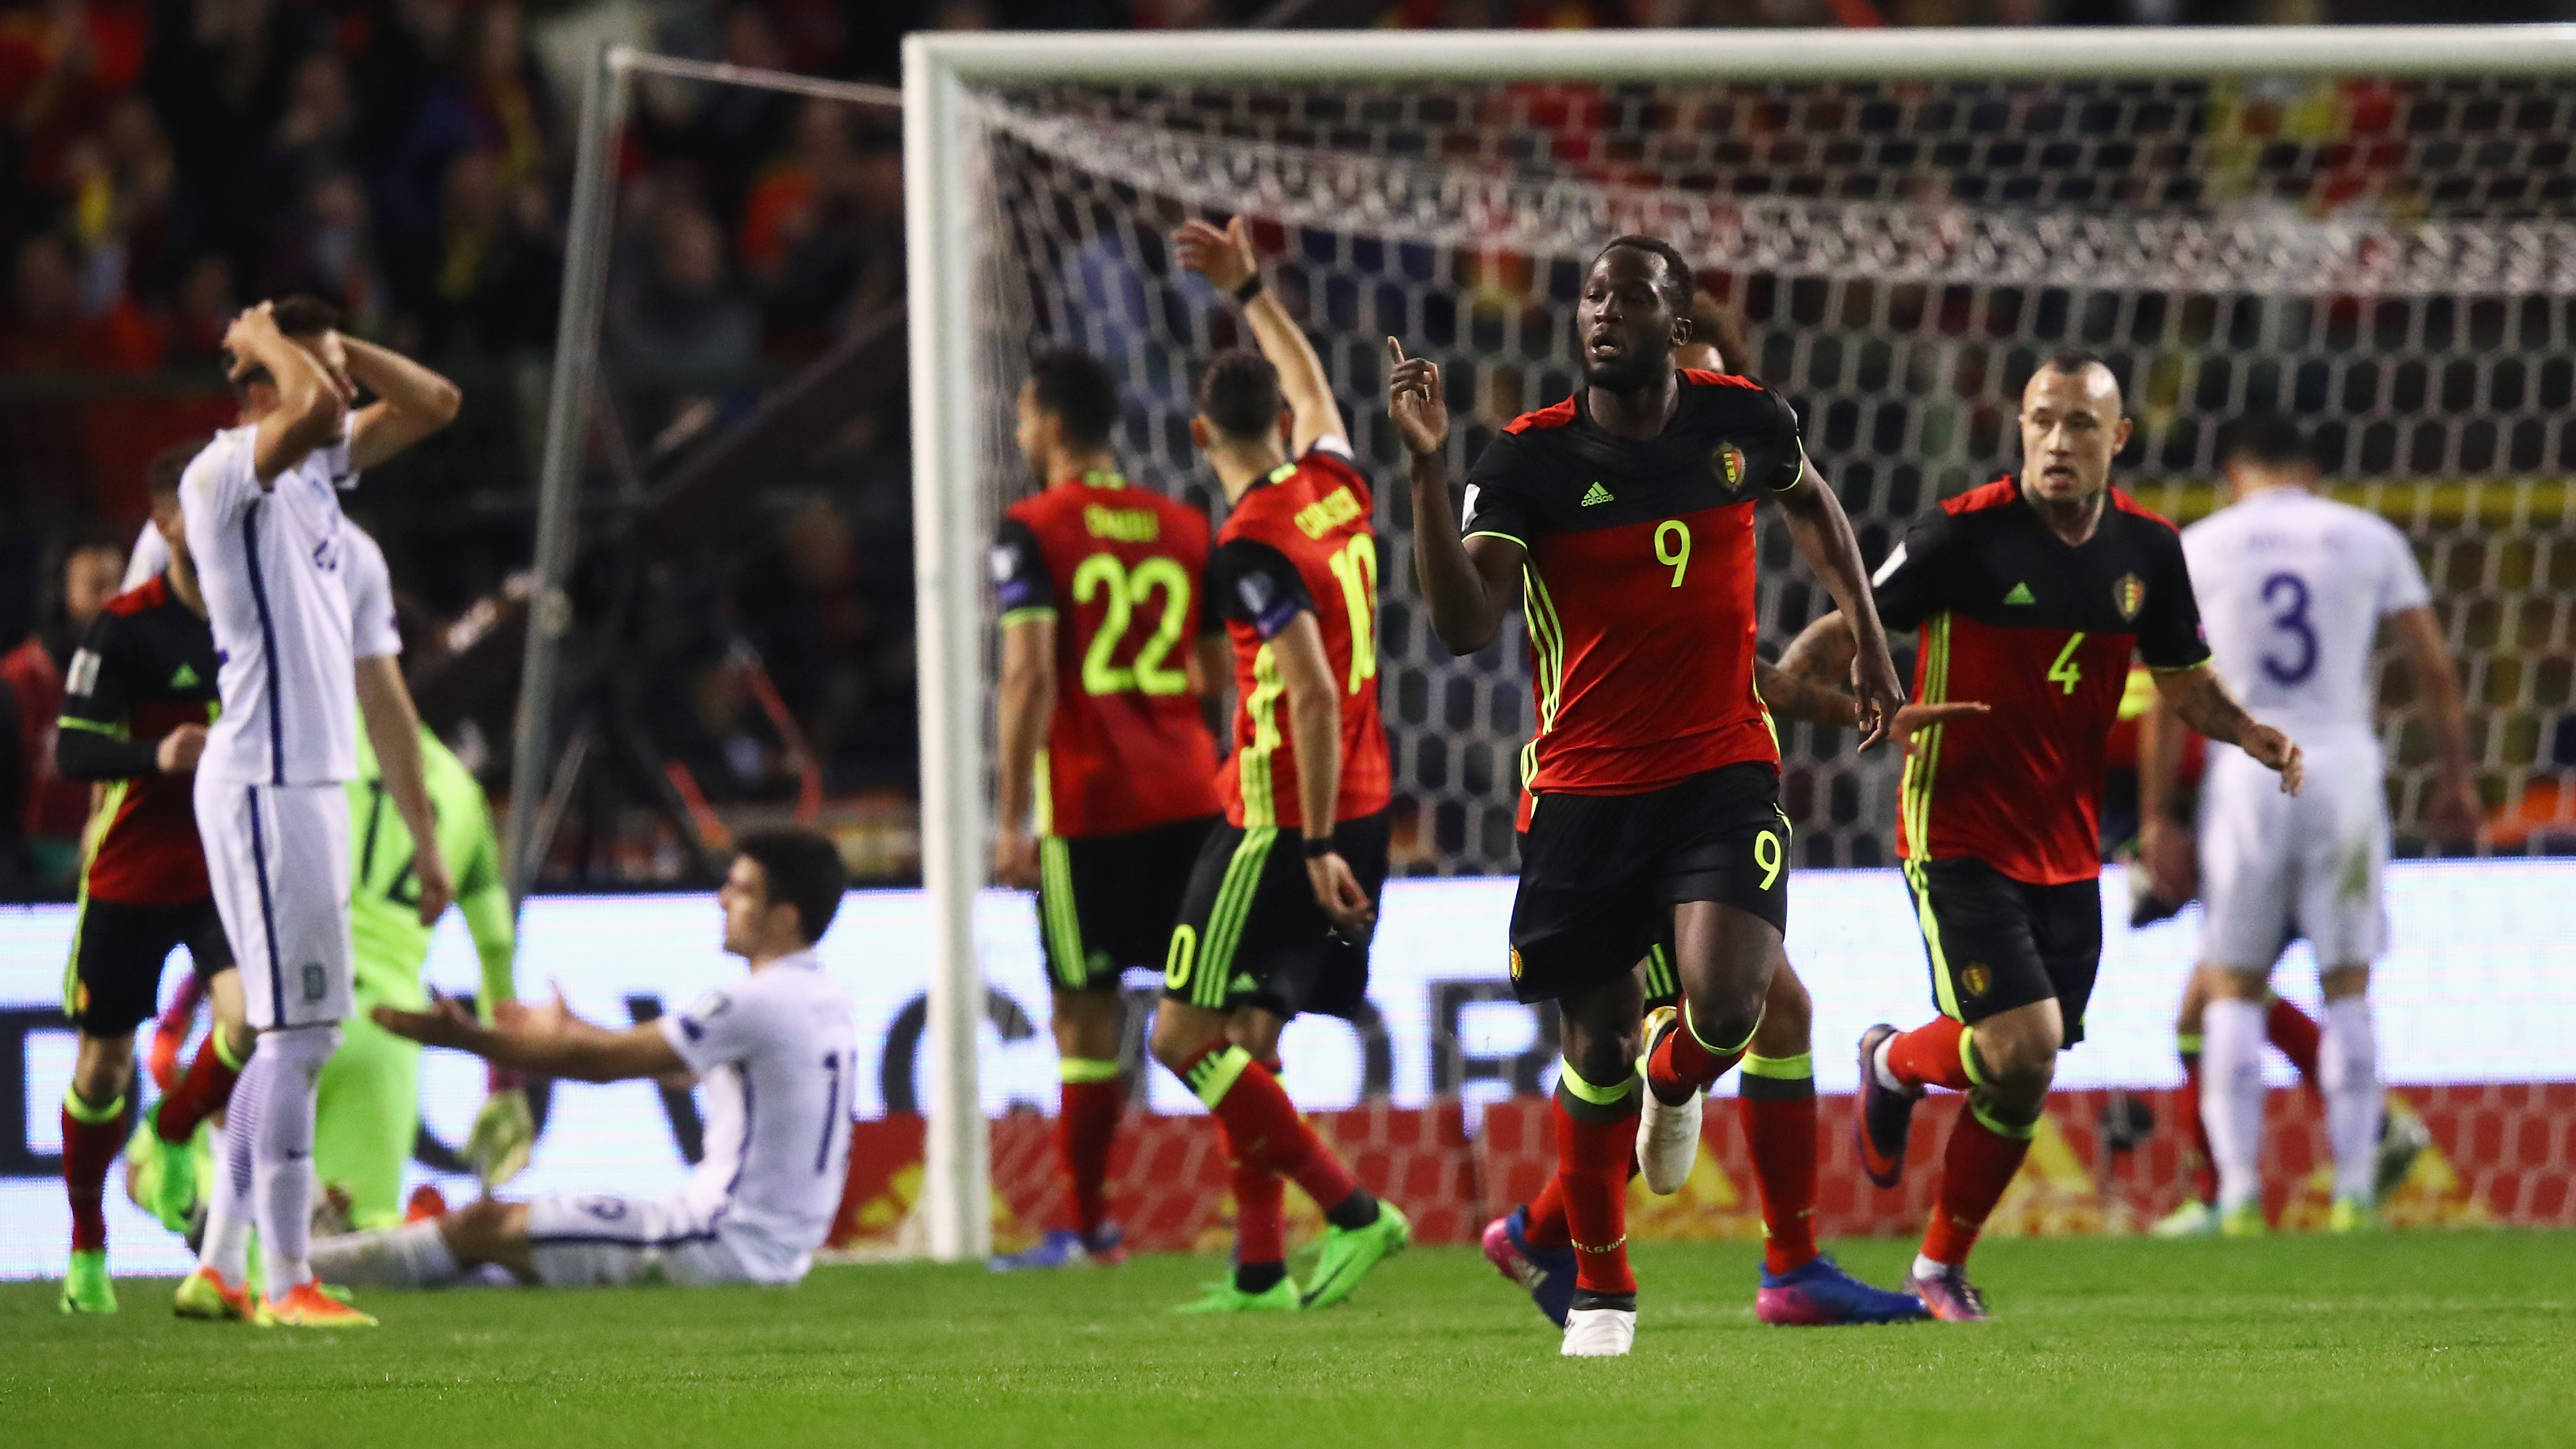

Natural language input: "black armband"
[1302,835,1336,860]
[1233,274,1265,306]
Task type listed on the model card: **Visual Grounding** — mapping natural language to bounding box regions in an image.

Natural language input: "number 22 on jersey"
[1071,553,1191,697]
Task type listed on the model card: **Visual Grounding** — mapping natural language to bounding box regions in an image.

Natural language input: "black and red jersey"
[993,472,1223,838]
[1873,476,2211,886]
[1462,370,1803,819]
[1209,438,1392,831]
[56,574,221,904]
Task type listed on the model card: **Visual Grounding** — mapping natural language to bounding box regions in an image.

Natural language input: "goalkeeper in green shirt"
[320,720,531,1228]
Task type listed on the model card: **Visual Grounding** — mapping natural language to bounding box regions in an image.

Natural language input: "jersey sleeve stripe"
[57,716,129,737]
[1463,529,1528,547]
[999,606,1057,628]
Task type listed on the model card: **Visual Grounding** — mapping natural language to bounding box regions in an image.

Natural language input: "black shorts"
[66,897,234,1034]
[1037,814,1221,993]
[1902,856,2103,1048]
[1507,762,1790,1005]
[1161,810,1391,1022]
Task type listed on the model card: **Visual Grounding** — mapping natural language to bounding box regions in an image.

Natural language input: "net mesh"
[965,74,2576,874]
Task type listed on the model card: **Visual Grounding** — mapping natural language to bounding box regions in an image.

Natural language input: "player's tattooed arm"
[992,616,1055,890]
[1771,452,1904,748]
[2154,663,2304,796]
[341,334,463,470]
[1388,340,1521,654]
[1175,216,1345,453]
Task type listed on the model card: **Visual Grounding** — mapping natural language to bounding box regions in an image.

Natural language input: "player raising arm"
[312,831,854,1292]
[1780,352,2298,1321]
[1146,214,1408,1314]
[1393,236,1905,1356]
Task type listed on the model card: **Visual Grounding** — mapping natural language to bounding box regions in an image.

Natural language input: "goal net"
[941,44,2576,880]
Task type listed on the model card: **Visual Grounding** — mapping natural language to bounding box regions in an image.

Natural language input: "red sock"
[1739,1086,1819,1275]
[1178,1044,1360,1215]
[62,1092,127,1254]
[1052,1074,1123,1236]
[1230,1152,1286,1268]
[2179,1043,2215,1205]
[1646,1003,1751,1105]
[1884,1016,1975,1094]
[2265,996,2323,1088]
[1524,1152,1642,1252]
[1552,1085,1640,1296]
[158,1033,243,1144]
[1922,1103,2035,1267]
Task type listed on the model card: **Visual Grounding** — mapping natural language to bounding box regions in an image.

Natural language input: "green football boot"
[1299,1199,1411,1309]
[1173,1277,1301,1313]
[60,1248,117,1314]
[129,1103,198,1234]
[2219,1201,2268,1238]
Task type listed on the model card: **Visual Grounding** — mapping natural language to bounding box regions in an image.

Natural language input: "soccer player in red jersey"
[1477,293,1948,1332]
[1781,353,2301,1320]
[51,442,256,1312]
[987,347,1225,1270]
[1148,215,1407,1313]
[1395,236,1907,1355]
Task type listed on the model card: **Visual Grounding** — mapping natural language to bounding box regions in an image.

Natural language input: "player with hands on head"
[1146,211,1409,1315]
[1393,235,1906,1356]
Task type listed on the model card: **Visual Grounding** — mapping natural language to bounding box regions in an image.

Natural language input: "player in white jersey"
[170,297,463,1328]
[308,830,856,1290]
[2138,413,2479,1235]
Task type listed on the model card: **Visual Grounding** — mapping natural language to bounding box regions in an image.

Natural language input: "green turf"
[4,1233,2571,1448]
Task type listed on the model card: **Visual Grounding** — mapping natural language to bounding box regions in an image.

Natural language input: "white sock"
[309,1221,460,1289]
[2200,998,2267,1216]
[1912,1252,1949,1280]
[2320,994,2382,1205]
[250,1026,340,1300]
[1872,1037,1906,1094]
[198,1050,266,1284]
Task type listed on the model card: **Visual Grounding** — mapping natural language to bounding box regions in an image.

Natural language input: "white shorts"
[523,1193,802,1288]
[195,778,353,1030]
[2197,735,2388,971]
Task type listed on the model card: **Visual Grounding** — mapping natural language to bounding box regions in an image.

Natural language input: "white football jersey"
[2182,487,2430,738]
[658,952,856,1273]
[182,422,364,786]
[129,515,397,662]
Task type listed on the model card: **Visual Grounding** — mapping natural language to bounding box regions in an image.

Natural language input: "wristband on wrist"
[1233,274,1265,305]
[1302,835,1335,860]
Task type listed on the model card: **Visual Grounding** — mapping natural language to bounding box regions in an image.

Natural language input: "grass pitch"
[3,1232,2570,1448]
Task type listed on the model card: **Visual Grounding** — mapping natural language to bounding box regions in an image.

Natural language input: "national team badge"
[2113,573,2146,621]
[1960,964,1991,998]
[1711,442,1747,488]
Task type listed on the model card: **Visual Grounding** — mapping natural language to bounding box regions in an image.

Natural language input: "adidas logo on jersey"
[1581,483,1614,506]
[2004,581,2036,605]
[170,663,200,690]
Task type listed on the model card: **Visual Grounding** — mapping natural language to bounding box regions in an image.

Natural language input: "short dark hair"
[148,437,209,500]
[2217,411,2314,471]
[1026,348,1120,452]
[2045,348,2109,377]
[733,828,848,945]
[1592,235,1696,314]
[1194,348,1282,445]
[269,294,345,337]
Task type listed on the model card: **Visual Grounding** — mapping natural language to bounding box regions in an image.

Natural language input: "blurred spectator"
[425,147,556,356]
[741,100,901,353]
[166,250,234,362]
[609,205,757,380]
[0,526,126,887]
[738,495,876,773]
[261,169,386,332]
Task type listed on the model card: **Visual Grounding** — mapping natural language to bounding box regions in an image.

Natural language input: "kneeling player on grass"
[1781,353,2300,1320]
[1396,236,1907,1356]
[309,830,853,1291]
[1149,215,1406,1314]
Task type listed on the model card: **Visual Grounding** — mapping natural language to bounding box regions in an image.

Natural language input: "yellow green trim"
[1740,1051,1813,1080]
[1899,614,1952,865]
[1038,837,1086,988]
[1906,859,1963,1021]
[1960,1027,1989,1089]
[1059,1057,1121,1085]
[2176,1032,2204,1054]
[1000,606,1058,629]
[213,1027,250,1071]
[62,779,128,1016]
[1080,470,1127,489]
[1463,530,1528,548]
[1185,1044,1252,1108]
[1238,645,1287,829]
[1641,943,1677,1002]
[63,1088,125,1124]
[1682,1000,1760,1056]
[1032,748,1054,836]
[1969,1094,2039,1141]
[56,716,128,737]
[1193,828,1277,1009]
[1556,1060,1637,1104]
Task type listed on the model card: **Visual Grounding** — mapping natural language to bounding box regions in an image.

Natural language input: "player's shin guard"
[307,1220,459,1289]
[1552,1064,1641,1297]
[249,1027,340,1300]
[1883,1016,1977,1094]
[2319,996,2382,1206]
[1054,1061,1123,1238]
[160,1028,247,1144]
[1179,1044,1373,1226]
[1738,1055,1819,1275]
[200,1049,266,1285]
[2200,998,2267,1216]
[61,1088,126,1254]
[1645,1002,1755,1105]
[1922,1093,2037,1269]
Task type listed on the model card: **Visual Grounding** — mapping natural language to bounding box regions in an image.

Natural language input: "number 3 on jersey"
[1072,554,1191,697]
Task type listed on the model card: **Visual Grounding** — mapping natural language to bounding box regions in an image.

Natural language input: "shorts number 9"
[1754,829,1783,891]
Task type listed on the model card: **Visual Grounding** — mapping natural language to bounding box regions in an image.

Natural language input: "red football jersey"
[1874,476,2210,886]
[57,575,222,904]
[1462,370,1804,820]
[993,474,1223,838]
[1209,440,1392,831]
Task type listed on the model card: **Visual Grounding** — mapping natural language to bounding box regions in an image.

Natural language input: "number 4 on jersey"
[2047,632,2086,695]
